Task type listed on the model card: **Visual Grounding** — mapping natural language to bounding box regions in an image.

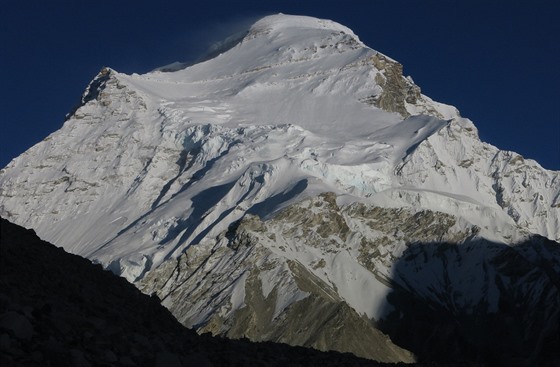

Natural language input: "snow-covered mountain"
[1,14,559,364]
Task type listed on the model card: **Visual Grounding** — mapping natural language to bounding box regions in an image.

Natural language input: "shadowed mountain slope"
[379,238,560,366]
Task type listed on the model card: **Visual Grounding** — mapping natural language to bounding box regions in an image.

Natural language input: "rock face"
[0,13,559,365]
[138,194,560,365]
[0,217,411,367]
[361,53,422,117]
[138,195,416,362]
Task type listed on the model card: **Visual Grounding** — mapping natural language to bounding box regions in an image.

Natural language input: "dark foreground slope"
[0,217,401,367]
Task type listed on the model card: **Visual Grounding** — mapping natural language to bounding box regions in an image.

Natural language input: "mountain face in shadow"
[378,236,560,366]
[0,217,408,367]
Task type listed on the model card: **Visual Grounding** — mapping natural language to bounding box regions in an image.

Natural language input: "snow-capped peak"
[1,14,559,364]
[150,13,368,79]
[0,14,558,285]
[248,13,361,40]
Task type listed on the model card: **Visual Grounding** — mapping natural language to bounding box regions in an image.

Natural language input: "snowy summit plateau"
[1,14,559,365]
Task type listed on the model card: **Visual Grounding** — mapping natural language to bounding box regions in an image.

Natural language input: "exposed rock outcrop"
[139,193,560,365]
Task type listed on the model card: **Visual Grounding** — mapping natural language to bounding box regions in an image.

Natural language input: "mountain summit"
[1,14,559,364]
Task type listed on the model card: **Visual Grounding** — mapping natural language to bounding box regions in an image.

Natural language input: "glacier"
[1,14,559,364]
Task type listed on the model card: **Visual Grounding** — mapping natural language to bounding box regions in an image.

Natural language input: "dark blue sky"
[2,0,559,170]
